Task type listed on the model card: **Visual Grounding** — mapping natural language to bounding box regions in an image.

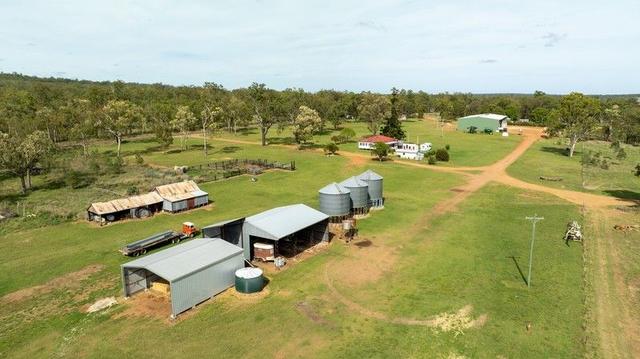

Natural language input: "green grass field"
[507,139,640,200]
[0,126,599,358]
[210,118,521,167]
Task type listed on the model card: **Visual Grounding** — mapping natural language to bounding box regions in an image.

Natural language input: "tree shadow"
[234,128,259,137]
[507,255,528,285]
[267,136,296,145]
[603,190,640,201]
[540,146,582,157]
[212,146,241,154]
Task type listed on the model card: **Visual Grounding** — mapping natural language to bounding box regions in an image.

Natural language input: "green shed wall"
[457,117,499,132]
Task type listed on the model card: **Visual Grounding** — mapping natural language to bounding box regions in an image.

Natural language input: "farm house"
[241,204,329,260]
[154,180,209,212]
[358,134,399,150]
[121,238,244,318]
[457,113,509,133]
[87,192,164,223]
[394,142,432,160]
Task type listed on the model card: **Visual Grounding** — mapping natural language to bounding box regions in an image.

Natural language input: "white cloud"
[0,0,638,93]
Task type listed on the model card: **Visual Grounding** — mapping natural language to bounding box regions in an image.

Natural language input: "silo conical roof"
[340,176,368,188]
[319,182,351,195]
[357,169,383,181]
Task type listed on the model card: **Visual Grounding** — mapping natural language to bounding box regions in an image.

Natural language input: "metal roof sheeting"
[155,180,207,202]
[318,182,351,195]
[88,192,163,215]
[121,238,242,282]
[245,204,329,240]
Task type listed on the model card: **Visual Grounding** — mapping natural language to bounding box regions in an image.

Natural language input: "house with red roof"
[357,134,399,150]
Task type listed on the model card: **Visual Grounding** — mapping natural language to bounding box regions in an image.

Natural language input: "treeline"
[1,72,640,192]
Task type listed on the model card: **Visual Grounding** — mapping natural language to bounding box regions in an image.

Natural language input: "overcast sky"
[1,0,638,94]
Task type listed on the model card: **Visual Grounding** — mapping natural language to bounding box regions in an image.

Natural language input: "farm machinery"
[119,222,198,256]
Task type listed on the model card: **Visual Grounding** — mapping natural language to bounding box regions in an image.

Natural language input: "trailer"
[119,222,198,256]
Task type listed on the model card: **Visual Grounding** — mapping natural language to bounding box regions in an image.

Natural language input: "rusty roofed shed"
[154,180,209,213]
[87,192,163,222]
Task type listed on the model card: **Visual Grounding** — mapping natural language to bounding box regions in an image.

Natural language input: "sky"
[0,0,639,94]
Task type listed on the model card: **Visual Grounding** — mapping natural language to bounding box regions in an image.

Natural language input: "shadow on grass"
[508,255,528,286]
[603,189,640,201]
[540,146,581,157]
[213,146,241,154]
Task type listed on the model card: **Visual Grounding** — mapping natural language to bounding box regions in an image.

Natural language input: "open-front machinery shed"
[121,238,243,318]
[242,204,329,260]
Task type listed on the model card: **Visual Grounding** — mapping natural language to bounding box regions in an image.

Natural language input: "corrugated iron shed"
[155,180,207,202]
[121,238,244,317]
[88,192,163,215]
[244,204,329,241]
[122,238,242,281]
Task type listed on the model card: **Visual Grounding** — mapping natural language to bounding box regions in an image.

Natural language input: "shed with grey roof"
[121,238,243,318]
[242,204,329,260]
[357,170,384,208]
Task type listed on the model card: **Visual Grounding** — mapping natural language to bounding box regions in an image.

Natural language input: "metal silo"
[358,169,384,207]
[340,176,369,213]
[318,182,351,217]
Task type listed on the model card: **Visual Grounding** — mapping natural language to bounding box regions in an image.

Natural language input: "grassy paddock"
[1,181,584,358]
[507,139,640,200]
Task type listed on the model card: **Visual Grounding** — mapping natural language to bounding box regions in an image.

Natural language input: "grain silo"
[318,182,351,219]
[340,176,369,215]
[358,169,384,208]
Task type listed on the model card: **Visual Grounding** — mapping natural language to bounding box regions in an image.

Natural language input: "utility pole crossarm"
[525,214,544,288]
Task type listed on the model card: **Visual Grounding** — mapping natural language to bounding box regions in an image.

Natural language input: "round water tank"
[318,182,351,216]
[340,176,369,209]
[235,267,264,294]
[357,170,383,202]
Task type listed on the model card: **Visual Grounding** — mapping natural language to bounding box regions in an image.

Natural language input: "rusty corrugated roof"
[88,192,163,215]
[154,180,207,202]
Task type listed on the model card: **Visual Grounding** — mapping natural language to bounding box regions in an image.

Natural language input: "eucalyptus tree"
[171,105,197,151]
[0,130,54,192]
[358,92,390,135]
[98,100,144,157]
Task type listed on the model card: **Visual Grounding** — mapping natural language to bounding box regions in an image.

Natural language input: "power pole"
[525,214,544,288]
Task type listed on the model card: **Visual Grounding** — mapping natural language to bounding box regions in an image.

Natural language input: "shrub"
[611,141,621,150]
[435,148,450,162]
[372,142,390,161]
[427,155,437,165]
[445,144,450,151]
[127,186,139,195]
[324,142,339,155]
[468,126,478,134]
[339,128,356,142]
[107,156,124,174]
[135,153,144,165]
[616,148,627,160]
[600,159,609,170]
[635,163,640,177]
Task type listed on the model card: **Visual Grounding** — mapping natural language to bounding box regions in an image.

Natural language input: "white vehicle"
[395,142,432,160]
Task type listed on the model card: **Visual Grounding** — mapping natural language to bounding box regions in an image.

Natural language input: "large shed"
[121,238,243,318]
[201,218,245,247]
[87,192,163,223]
[155,181,209,213]
[457,113,508,133]
[242,204,329,260]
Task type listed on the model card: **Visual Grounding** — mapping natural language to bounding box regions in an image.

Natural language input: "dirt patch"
[328,241,397,287]
[220,286,271,302]
[114,292,171,321]
[1,264,105,304]
[346,153,370,167]
[296,301,331,326]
